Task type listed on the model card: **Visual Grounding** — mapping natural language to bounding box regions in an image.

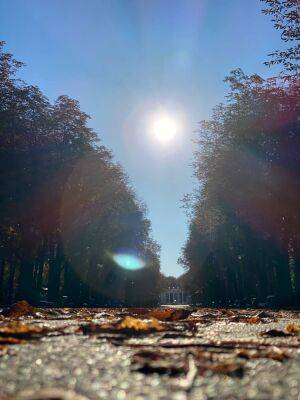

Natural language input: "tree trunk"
[17,258,36,303]
[7,257,16,304]
[0,259,5,304]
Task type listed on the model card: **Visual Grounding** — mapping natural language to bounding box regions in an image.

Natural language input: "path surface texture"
[0,302,299,400]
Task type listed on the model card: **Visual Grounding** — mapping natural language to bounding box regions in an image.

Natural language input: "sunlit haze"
[0,0,287,277]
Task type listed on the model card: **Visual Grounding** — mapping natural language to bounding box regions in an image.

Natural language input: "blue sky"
[0,0,285,276]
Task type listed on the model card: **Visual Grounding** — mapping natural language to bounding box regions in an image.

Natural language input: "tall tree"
[0,42,161,306]
[181,70,299,306]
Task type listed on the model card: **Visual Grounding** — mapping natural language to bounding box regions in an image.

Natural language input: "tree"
[261,0,300,74]
[181,70,300,307]
[0,42,161,306]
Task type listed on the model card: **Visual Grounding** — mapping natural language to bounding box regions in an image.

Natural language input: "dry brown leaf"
[148,308,192,321]
[237,347,289,361]
[0,336,24,345]
[209,362,244,377]
[261,329,290,337]
[131,349,187,376]
[267,347,290,361]
[81,316,164,335]
[242,316,261,324]
[231,316,262,324]
[2,300,36,318]
[80,322,114,335]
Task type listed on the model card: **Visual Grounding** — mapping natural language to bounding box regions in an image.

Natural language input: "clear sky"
[0,0,285,277]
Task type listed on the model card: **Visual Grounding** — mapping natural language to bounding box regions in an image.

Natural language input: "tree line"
[180,0,300,307]
[0,41,162,306]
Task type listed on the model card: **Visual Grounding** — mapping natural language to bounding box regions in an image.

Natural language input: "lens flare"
[112,253,145,270]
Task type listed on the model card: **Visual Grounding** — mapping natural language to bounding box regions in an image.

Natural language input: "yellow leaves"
[116,316,164,333]
[82,316,164,335]
[0,322,50,338]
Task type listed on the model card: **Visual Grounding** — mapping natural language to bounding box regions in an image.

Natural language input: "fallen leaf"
[131,349,188,376]
[2,300,36,318]
[255,311,274,319]
[267,347,290,361]
[0,336,24,345]
[237,347,289,361]
[231,316,262,324]
[210,362,244,377]
[80,322,115,335]
[261,329,290,337]
[148,308,192,321]
[116,316,164,332]
[81,316,164,336]
[286,324,300,334]
[132,357,184,376]
[0,322,50,338]
[242,316,261,324]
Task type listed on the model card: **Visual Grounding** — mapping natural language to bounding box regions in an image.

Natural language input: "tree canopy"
[0,41,161,306]
[181,69,299,306]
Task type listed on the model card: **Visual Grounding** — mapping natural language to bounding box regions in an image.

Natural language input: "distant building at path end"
[159,286,191,305]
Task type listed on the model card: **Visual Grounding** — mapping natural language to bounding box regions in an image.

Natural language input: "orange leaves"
[240,316,261,324]
[0,322,50,356]
[230,314,275,324]
[286,324,300,334]
[124,307,193,321]
[116,316,164,333]
[0,322,50,338]
[0,336,24,345]
[148,308,192,321]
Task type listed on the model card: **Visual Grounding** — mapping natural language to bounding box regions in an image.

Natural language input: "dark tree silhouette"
[0,42,161,306]
[181,71,299,307]
[180,2,299,308]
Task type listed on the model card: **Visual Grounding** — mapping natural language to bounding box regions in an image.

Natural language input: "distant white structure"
[159,286,191,305]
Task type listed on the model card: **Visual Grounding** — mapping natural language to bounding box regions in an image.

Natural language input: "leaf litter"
[0,301,299,389]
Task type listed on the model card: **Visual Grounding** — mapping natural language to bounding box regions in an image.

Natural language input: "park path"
[0,303,299,400]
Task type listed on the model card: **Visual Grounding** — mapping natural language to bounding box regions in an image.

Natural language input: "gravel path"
[0,307,299,400]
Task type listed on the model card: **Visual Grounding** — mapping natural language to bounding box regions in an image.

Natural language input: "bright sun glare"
[153,115,177,142]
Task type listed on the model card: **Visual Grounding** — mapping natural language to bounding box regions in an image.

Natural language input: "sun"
[152,115,177,142]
